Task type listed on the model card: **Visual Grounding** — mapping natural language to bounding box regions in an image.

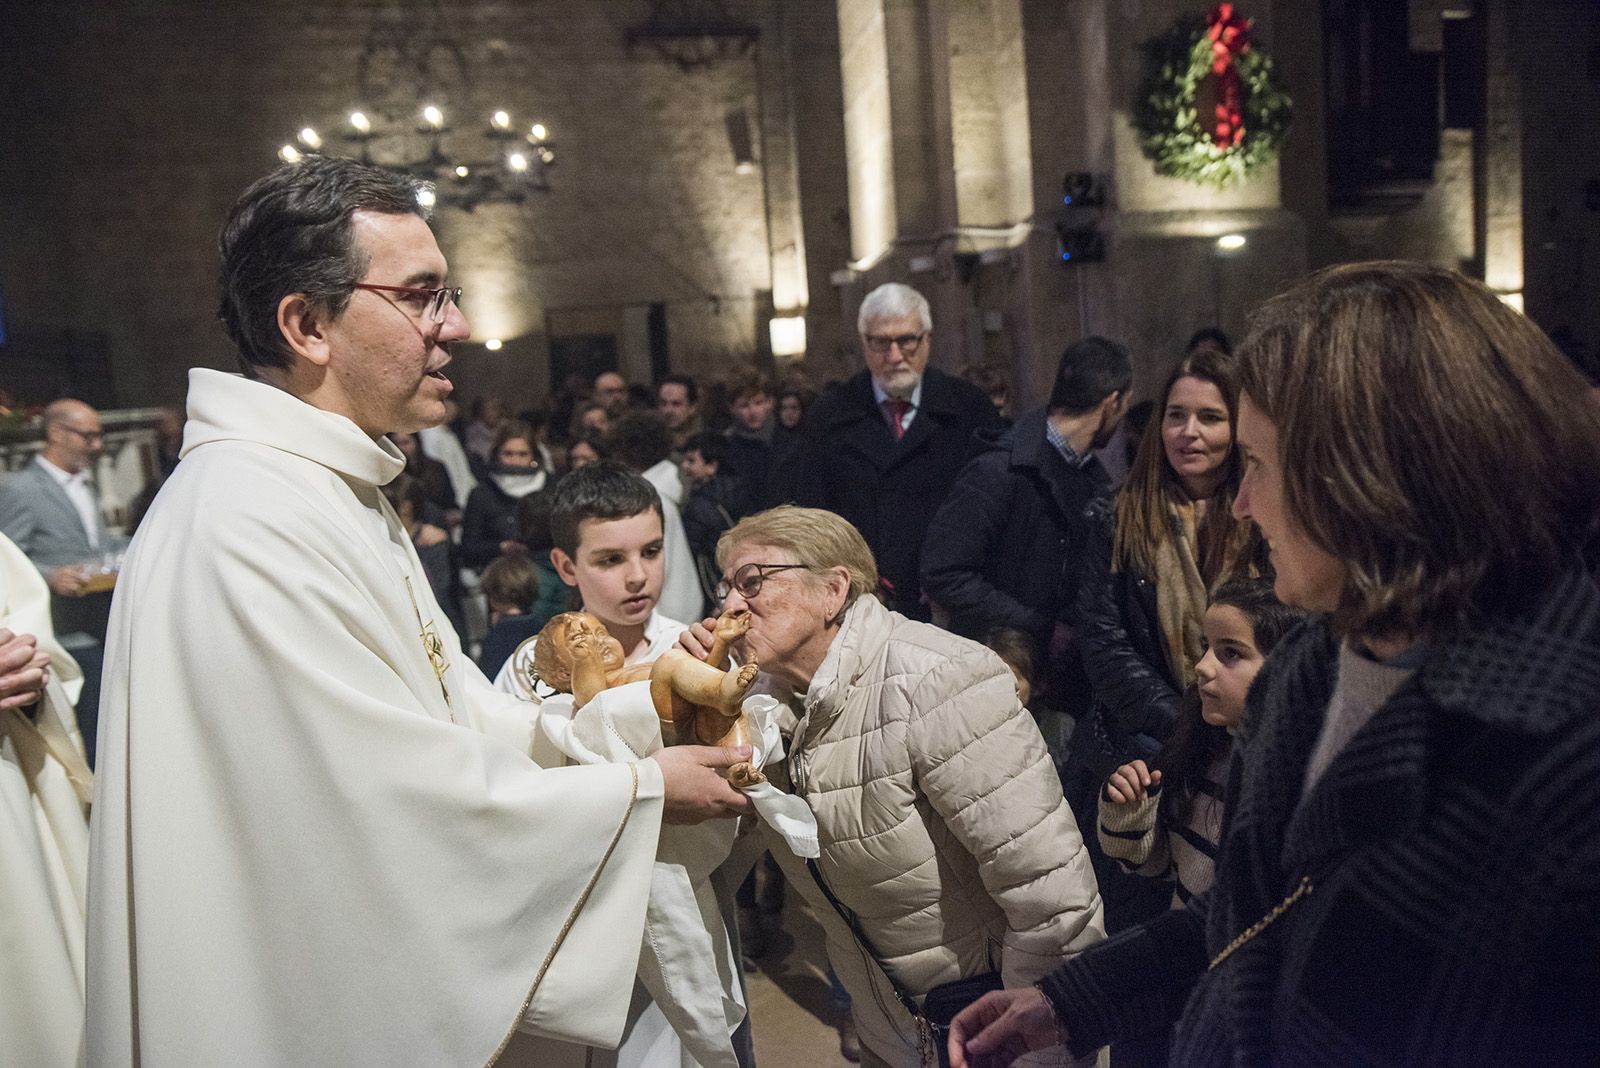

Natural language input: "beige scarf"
[1153,500,1211,689]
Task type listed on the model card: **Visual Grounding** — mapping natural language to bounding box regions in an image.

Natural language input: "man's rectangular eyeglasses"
[352,283,463,323]
[863,332,926,354]
[715,562,811,601]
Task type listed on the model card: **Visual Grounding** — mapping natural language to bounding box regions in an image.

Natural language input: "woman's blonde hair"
[716,506,878,606]
[1238,260,1600,637]
[1113,347,1253,585]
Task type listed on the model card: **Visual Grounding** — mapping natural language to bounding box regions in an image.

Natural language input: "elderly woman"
[950,262,1600,1067]
[686,506,1104,1068]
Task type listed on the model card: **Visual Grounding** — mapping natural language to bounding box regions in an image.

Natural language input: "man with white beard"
[87,156,753,1067]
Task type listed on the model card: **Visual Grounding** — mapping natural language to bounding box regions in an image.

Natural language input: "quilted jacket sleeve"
[907,646,1105,987]
[919,452,1047,635]
[1074,501,1182,749]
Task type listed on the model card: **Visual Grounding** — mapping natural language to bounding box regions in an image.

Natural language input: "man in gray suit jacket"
[0,399,119,591]
[0,399,123,764]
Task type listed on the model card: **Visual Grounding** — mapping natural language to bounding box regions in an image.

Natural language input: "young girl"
[1098,577,1305,909]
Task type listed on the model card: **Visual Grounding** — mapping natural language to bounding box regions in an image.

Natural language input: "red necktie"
[882,398,911,440]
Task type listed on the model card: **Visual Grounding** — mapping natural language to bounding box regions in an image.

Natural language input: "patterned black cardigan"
[1039,564,1600,1066]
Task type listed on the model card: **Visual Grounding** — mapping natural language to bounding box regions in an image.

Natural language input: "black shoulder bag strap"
[804,857,924,1021]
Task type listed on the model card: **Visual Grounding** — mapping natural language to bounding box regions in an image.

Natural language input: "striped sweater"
[1096,751,1229,908]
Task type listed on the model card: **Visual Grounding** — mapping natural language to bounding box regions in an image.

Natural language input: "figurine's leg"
[650,649,755,709]
[704,608,751,671]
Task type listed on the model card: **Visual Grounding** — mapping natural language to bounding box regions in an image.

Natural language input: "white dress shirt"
[34,455,100,549]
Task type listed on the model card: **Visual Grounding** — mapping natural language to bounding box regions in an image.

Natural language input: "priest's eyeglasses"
[863,332,926,354]
[716,562,811,602]
[352,282,463,323]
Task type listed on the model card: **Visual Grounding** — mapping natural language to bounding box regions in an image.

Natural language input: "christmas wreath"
[1132,4,1293,188]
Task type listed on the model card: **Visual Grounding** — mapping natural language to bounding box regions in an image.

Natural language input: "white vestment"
[87,369,665,1067]
[642,460,705,625]
[0,531,92,1068]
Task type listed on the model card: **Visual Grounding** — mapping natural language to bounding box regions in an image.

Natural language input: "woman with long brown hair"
[1076,347,1257,775]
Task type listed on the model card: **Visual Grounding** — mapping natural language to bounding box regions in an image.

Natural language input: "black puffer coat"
[920,411,1111,712]
[1073,497,1182,768]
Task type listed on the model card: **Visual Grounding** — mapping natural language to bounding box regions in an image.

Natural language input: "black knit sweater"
[1039,563,1600,1066]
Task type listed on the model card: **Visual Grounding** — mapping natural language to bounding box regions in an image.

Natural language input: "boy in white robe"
[87,157,754,1068]
[493,464,746,1068]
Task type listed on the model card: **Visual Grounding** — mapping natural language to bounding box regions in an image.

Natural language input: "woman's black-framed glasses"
[715,562,810,602]
[353,282,463,323]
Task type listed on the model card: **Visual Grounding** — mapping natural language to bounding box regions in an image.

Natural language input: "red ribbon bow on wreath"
[1206,3,1253,147]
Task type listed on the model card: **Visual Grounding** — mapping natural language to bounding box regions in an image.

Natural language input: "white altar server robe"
[0,531,92,1068]
[88,369,664,1067]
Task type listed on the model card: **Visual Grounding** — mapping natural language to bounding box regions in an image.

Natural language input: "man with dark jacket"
[921,337,1131,714]
[779,283,1003,620]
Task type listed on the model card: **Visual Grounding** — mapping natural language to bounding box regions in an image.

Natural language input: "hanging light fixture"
[278,104,557,211]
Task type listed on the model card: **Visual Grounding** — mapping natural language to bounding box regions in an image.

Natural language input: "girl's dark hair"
[1155,577,1306,827]
[981,627,1037,691]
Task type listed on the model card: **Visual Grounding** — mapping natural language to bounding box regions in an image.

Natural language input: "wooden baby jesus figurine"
[530,610,765,787]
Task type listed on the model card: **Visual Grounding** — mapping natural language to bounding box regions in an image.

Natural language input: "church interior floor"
[746,886,853,1067]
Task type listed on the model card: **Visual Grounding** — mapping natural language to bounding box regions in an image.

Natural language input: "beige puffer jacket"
[763,595,1104,1066]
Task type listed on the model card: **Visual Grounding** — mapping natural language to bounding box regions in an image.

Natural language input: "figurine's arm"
[567,628,610,709]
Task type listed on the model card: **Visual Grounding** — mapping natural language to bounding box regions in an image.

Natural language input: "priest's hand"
[947,987,1065,1068]
[0,628,49,710]
[652,744,758,823]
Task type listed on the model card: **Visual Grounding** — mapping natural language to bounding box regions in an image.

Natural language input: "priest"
[86,157,754,1067]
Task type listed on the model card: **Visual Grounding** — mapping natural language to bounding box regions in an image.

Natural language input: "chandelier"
[278,105,556,211]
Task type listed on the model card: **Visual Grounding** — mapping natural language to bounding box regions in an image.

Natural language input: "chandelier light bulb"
[1217,233,1247,251]
[422,105,444,128]
[484,338,504,351]
[492,110,511,130]
[278,144,302,163]
[538,146,555,164]
[297,127,322,149]
[416,187,437,209]
[529,123,547,142]
[508,152,529,172]
[454,165,470,178]
[348,111,371,134]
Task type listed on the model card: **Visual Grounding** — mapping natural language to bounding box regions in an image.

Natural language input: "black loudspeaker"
[1061,172,1106,207]
[1056,223,1105,265]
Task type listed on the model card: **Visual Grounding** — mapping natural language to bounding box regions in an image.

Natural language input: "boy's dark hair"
[1186,326,1234,356]
[603,412,673,472]
[1048,336,1133,414]
[480,555,540,613]
[981,627,1037,691]
[550,461,663,557]
[1210,576,1307,656]
[516,490,557,553]
[683,432,729,467]
[219,157,426,373]
[659,372,700,405]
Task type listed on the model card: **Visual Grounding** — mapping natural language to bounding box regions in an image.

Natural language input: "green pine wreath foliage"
[1131,15,1293,189]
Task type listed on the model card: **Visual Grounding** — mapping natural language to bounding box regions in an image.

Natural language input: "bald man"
[0,399,125,761]
[0,400,121,598]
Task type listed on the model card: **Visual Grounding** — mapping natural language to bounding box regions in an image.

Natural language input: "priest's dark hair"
[550,461,664,558]
[218,156,428,374]
[1047,335,1132,415]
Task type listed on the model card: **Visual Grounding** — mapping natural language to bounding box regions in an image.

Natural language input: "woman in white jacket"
[687,506,1104,1067]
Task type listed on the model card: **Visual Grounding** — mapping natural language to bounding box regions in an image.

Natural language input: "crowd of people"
[2,154,1598,1068]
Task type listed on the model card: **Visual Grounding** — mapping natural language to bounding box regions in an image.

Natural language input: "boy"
[475,554,543,679]
[492,460,753,1068]
[493,461,686,701]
